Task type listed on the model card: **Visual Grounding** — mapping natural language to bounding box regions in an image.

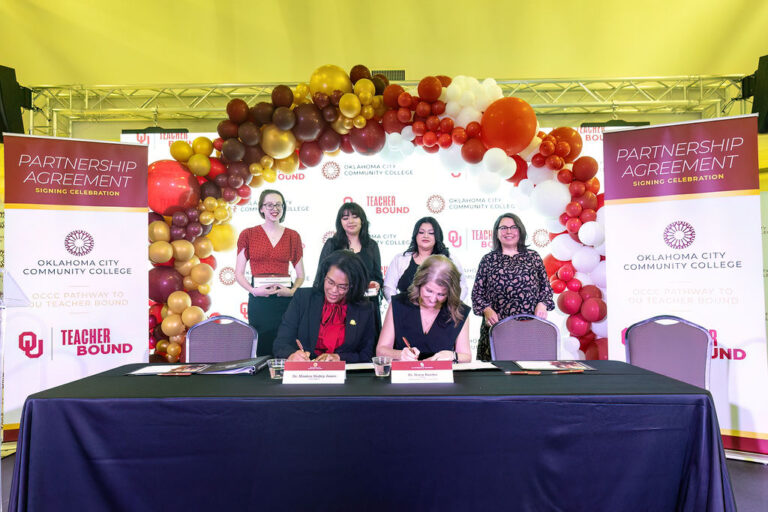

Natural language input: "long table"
[9,361,735,511]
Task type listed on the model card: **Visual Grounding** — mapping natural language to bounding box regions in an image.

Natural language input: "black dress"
[391,293,470,359]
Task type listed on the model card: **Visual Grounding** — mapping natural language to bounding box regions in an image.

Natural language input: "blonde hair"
[408,255,465,326]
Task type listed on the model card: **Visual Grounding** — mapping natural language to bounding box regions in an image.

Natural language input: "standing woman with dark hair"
[235,189,305,356]
[318,202,383,332]
[383,216,468,302]
[471,212,554,361]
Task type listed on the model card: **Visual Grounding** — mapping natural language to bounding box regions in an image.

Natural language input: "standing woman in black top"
[318,202,383,332]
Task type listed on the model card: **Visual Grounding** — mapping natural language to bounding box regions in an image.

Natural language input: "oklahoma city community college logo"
[219,267,236,285]
[321,231,335,245]
[532,229,550,248]
[663,221,696,249]
[19,332,43,358]
[64,230,95,256]
[322,161,341,180]
[426,194,445,214]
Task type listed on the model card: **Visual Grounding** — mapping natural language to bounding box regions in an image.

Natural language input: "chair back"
[185,315,258,363]
[489,314,560,360]
[624,315,712,389]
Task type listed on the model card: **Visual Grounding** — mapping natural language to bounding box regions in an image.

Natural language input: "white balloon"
[578,221,605,246]
[596,207,606,227]
[456,107,481,127]
[453,75,469,89]
[466,76,480,89]
[445,101,462,118]
[459,90,476,107]
[573,271,594,286]
[576,350,586,360]
[439,88,448,103]
[518,135,542,161]
[490,85,504,101]
[527,165,555,186]
[482,77,497,90]
[572,246,601,273]
[466,162,483,176]
[515,194,532,210]
[388,132,403,147]
[475,92,493,112]
[550,233,578,261]
[517,178,534,197]
[530,180,571,218]
[591,318,608,338]
[483,148,508,173]
[544,217,565,233]
[438,144,464,171]
[594,242,606,256]
[590,261,607,288]
[563,336,581,354]
[500,159,518,180]
[401,126,415,141]
[477,169,501,194]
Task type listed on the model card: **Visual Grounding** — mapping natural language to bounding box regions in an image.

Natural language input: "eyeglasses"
[324,276,349,293]
[498,225,520,233]
[262,202,283,210]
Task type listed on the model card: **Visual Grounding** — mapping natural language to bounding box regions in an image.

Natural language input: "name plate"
[391,360,453,383]
[283,361,346,384]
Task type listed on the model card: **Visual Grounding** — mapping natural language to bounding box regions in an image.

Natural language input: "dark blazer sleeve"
[273,289,314,358]
[318,239,334,271]
[335,300,376,363]
[367,240,384,287]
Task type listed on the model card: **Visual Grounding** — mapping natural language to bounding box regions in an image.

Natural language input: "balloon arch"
[146,64,608,363]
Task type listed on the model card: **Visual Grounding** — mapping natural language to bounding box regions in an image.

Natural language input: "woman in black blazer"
[273,250,376,362]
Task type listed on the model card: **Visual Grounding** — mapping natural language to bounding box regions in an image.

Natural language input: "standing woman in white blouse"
[383,216,468,302]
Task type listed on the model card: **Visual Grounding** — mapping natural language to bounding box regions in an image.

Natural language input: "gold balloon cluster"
[258,129,300,175]
[170,137,214,176]
[154,290,207,362]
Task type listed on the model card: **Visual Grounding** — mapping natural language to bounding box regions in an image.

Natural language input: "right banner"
[603,115,768,456]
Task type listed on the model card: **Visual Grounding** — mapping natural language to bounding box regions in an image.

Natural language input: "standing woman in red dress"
[235,189,305,356]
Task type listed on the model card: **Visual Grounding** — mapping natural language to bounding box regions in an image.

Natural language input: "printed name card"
[283,361,346,384]
[390,360,453,383]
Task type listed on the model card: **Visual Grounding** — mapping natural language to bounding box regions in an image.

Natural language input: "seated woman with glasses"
[273,250,376,362]
[235,189,305,356]
[383,216,468,302]
[376,255,471,362]
[471,212,554,361]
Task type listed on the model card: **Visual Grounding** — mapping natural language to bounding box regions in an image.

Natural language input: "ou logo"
[19,332,44,358]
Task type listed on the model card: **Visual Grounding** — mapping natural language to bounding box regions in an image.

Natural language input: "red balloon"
[431,100,446,115]
[422,144,439,154]
[596,193,605,209]
[557,168,574,184]
[579,285,603,301]
[554,141,571,158]
[572,156,598,181]
[593,337,609,360]
[559,212,569,226]
[566,313,591,337]
[188,290,212,312]
[506,155,528,185]
[422,131,438,147]
[539,140,555,156]
[481,97,537,154]
[451,127,467,145]
[413,121,427,136]
[551,279,566,294]
[565,201,582,218]
[199,255,217,270]
[415,101,431,118]
[579,209,597,223]
[226,98,249,124]
[299,141,323,167]
[425,116,440,133]
[383,85,405,109]
[148,267,184,303]
[349,122,386,155]
[531,153,546,168]
[439,118,454,133]
[581,298,607,322]
[569,181,586,197]
[461,138,486,164]
[149,304,163,323]
[579,332,597,348]
[396,107,412,123]
[148,160,201,216]
[438,133,452,149]
[548,127,583,163]
[574,191,598,211]
[208,157,227,180]
[586,177,601,194]
[465,122,482,139]
[557,263,575,282]
[397,92,412,108]
[566,278,582,292]
[545,154,564,170]
[583,342,599,360]
[543,254,566,276]
[565,217,582,234]
[340,134,354,153]
[557,290,583,315]
[418,76,443,102]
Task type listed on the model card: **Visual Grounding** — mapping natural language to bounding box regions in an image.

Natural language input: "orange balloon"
[481,97,537,155]
[548,127,584,163]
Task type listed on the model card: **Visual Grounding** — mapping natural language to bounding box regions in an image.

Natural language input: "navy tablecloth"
[9,361,736,512]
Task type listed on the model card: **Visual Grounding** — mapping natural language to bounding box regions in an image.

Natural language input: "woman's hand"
[368,281,380,292]
[427,350,455,361]
[251,284,278,297]
[400,347,420,361]
[287,350,310,361]
[483,307,499,326]
[274,285,295,297]
[315,353,341,362]
[534,303,548,319]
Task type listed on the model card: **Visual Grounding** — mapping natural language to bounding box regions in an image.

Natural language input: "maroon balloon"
[243,144,266,166]
[317,128,341,152]
[148,212,164,224]
[171,211,188,227]
[299,141,323,167]
[188,290,212,312]
[313,92,330,109]
[292,103,326,141]
[201,223,213,236]
[222,138,246,162]
[227,174,244,188]
[221,187,238,202]
[185,207,200,223]
[340,134,354,153]
[148,160,200,216]
[381,110,405,133]
[200,181,221,199]
[238,122,261,146]
[217,120,239,139]
[322,105,339,123]
[226,98,249,124]
[349,122,386,155]
[227,162,249,180]
[271,85,294,108]
[251,102,274,126]
[148,267,184,303]
[272,106,296,131]
[330,90,344,106]
[214,174,229,188]
[170,225,186,241]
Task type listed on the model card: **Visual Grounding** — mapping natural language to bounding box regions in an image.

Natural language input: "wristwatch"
[453,351,459,363]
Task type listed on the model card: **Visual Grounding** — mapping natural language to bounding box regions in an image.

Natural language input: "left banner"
[2,135,148,427]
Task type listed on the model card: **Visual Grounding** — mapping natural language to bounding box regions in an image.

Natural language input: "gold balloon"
[191,263,214,285]
[197,283,211,295]
[352,115,367,129]
[192,136,213,156]
[148,221,170,243]
[170,140,193,162]
[309,65,352,96]
[169,334,185,344]
[181,306,205,327]
[174,255,200,277]
[183,275,199,291]
[165,353,180,363]
[161,305,169,319]
[354,78,376,97]
[339,93,362,118]
[166,342,182,357]
[262,168,277,183]
[193,237,213,258]
[342,117,354,130]
[325,149,341,157]
[249,163,263,175]
[171,240,195,261]
[295,82,310,99]
[261,124,297,159]
[260,155,274,169]
[199,210,215,225]
[203,196,218,211]
[148,241,173,264]
[361,105,375,120]
[213,207,229,221]
[250,175,264,187]
[216,198,228,209]
[358,91,373,106]
[161,314,185,337]
[331,115,350,135]
[155,339,170,354]
[372,95,384,108]
[186,154,211,176]
[208,223,236,251]
[274,152,299,174]
[167,290,192,314]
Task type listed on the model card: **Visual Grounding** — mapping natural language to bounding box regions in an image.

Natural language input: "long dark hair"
[492,212,529,253]
[403,217,450,257]
[313,250,369,304]
[329,202,372,249]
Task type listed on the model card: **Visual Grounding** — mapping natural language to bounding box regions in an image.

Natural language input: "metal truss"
[27,76,749,137]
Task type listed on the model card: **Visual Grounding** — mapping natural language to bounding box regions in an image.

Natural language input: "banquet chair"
[185,315,258,362]
[489,314,560,360]
[624,315,712,389]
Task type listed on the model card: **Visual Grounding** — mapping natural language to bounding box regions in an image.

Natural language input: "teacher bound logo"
[427,194,445,214]
[663,221,696,249]
[64,230,95,256]
[219,267,236,285]
[532,229,550,248]
[19,332,43,359]
[322,161,341,180]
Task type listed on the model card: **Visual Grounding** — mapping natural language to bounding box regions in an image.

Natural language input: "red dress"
[237,226,303,277]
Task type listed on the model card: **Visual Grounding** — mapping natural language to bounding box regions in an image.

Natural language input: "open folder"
[129,356,270,375]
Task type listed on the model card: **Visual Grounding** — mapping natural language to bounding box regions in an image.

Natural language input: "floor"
[1,453,766,510]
